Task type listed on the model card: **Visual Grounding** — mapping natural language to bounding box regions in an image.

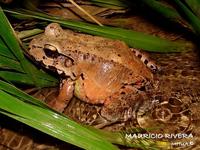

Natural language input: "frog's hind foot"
[100,86,146,127]
[92,115,118,129]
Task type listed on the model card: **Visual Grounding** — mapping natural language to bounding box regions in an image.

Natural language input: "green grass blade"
[0,80,163,149]
[185,0,200,18]
[174,0,200,35]
[0,6,38,85]
[0,7,24,61]
[0,7,58,87]
[0,38,17,59]
[0,71,57,86]
[90,0,190,29]
[89,0,127,8]
[0,81,47,107]
[0,8,58,87]
[3,8,192,52]
[0,55,24,72]
[17,28,43,39]
[0,81,166,149]
[141,0,190,28]
[0,89,118,150]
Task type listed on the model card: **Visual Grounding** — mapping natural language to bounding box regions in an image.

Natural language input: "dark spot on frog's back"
[137,54,142,59]
[83,53,89,60]
[120,91,126,95]
[144,59,148,65]
[80,73,85,80]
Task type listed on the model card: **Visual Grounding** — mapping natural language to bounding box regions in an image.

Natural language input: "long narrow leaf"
[174,0,200,35]
[185,0,200,18]
[0,8,24,61]
[17,28,43,39]
[0,37,16,59]
[0,81,47,107]
[0,7,58,87]
[0,90,118,150]
[141,0,190,29]
[0,71,57,86]
[89,0,127,8]
[0,55,24,72]
[0,7,41,86]
[3,8,192,52]
[0,81,165,149]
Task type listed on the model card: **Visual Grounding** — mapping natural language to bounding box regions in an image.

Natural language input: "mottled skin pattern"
[2,23,200,150]
[28,23,156,124]
[1,51,199,150]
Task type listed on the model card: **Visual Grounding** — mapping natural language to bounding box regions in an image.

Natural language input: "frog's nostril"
[144,59,148,65]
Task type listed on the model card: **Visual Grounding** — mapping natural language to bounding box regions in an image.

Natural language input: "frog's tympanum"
[29,23,159,127]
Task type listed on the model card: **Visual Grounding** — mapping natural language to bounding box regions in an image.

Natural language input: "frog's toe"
[92,115,117,128]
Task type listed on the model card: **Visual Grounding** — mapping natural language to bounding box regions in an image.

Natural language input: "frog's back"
[59,30,153,80]
[30,23,153,80]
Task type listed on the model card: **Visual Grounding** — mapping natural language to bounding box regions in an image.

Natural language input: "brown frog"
[28,23,158,127]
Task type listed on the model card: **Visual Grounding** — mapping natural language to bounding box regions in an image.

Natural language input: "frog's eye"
[44,44,59,58]
[44,44,57,51]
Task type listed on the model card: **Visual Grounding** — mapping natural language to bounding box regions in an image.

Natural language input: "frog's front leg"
[95,86,146,128]
[48,79,74,112]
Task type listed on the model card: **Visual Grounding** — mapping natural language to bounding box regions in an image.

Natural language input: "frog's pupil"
[44,48,59,58]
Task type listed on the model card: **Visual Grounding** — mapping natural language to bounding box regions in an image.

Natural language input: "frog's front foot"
[48,79,74,112]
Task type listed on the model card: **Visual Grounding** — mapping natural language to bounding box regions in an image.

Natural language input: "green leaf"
[3,8,192,52]
[0,37,17,59]
[89,0,127,8]
[0,80,169,149]
[174,0,200,35]
[0,7,58,87]
[0,90,118,150]
[0,7,24,61]
[0,71,57,87]
[17,28,43,39]
[140,0,190,29]
[185,0,200,18]
[0,55,24,72]
[0,81,47,107]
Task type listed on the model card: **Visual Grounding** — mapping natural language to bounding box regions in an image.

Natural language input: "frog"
[28,23,159,127]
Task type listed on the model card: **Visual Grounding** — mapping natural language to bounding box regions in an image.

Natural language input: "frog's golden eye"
[44,44,57,51]
[44,44,59,58]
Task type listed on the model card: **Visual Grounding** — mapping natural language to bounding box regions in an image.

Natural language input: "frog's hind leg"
[48,79,74,112]
[130,48,160,72]
[94,86,146,128]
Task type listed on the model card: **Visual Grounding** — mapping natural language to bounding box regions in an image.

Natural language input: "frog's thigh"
[101,86,145,122]
[48,79,74,112]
